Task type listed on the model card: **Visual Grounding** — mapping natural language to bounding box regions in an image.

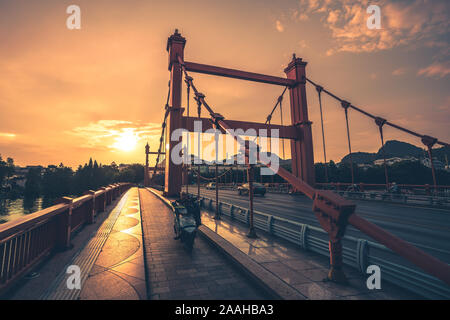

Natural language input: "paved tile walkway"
[200,212,420,300]
[139,189,267,300]
[80,187,147,300]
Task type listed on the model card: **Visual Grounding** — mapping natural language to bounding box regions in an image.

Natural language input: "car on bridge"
[238,183,266,196]
[206,182,216,190]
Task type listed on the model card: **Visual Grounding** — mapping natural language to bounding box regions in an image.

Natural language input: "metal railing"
[334,190,450,208]
[197,182,450,208]
[197,195,450,299]
[0,183,132,296]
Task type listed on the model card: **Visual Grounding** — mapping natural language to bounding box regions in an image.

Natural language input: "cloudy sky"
[0,0,449,167]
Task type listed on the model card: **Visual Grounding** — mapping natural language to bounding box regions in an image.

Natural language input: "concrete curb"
[145,188,306,300]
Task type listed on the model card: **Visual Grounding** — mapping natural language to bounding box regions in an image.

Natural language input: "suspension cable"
[305,77,449,188]
[305,77,449,148]
[251,87,288,164]
[184,76,192,193]
[422,136,438,192]
[279,95,285,160]
[316,85,329,183]
[375,117,389,189]
[152,80,171,177]
[341,101,355,185]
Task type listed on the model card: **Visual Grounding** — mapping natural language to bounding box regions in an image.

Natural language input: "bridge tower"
[284,55,315,187]
[165,30,185,196]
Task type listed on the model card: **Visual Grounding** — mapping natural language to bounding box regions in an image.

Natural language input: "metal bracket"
[313,190,355,241]
[313,190,355,283]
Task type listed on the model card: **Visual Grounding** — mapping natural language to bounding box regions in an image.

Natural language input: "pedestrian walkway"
[79,187,147,299]
[139,189,267,300]
[198,211,419,300]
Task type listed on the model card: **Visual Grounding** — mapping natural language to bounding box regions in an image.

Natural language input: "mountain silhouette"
[339,140,448,165]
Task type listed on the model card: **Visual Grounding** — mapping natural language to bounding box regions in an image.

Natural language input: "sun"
[112,130,138,152]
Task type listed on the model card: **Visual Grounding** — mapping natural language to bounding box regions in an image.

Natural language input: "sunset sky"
[0,0,449,168]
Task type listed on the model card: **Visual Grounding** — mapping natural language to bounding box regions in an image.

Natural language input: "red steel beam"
[182,116,301,140]
[184,61,295,87]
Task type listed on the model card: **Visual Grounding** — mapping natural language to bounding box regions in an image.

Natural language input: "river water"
[0,197,49,224]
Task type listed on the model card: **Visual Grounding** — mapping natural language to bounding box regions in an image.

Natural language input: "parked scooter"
[172,194,201,252]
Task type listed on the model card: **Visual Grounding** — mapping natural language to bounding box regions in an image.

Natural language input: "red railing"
[0,183,132,296]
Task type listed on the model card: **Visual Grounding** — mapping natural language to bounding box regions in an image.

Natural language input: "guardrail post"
[54,197,73,251]
[112,184,117,200]
[356,239,368,274]
[108,186,112,204]
[299,224,308,250]
[230,205,234,220]
[267,215,273,234]
[99,188,107,212]
[84,190,96,224]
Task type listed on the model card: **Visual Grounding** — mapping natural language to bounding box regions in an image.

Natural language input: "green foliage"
[24,167,42,198]
[1,156,144,201]
[0,155,15,188]
[315,160,450,185]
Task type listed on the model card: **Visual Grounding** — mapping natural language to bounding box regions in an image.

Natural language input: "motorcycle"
[172,194,201,252]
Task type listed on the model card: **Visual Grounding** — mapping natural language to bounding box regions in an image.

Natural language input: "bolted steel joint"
[421,135,437,148]
[341,100,351,110]
[212,112,224,123]
[375,117,386,128]
[315,85,323,94]
[195,92,205,99]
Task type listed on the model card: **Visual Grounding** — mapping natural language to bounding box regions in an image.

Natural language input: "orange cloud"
[276,20,284,32]
[295,0,450,55]
[392,68,407,76]
[417,61,450,78]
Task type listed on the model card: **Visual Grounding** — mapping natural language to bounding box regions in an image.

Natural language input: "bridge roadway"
[195,187,450,263]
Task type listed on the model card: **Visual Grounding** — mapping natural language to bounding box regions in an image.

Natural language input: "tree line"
[1,156,144,201]
[314,160,450,185]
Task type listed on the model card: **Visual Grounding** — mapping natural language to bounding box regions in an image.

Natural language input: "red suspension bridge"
[146,30,450,291]
[1,29,449,301]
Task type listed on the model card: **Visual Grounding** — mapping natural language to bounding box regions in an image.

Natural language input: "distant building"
[422,158,445,171]
[357,163,373,170]
[373,157,417,166]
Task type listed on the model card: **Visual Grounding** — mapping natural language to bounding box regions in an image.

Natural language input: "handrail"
[0,182,133,296]
[0,204,69,241]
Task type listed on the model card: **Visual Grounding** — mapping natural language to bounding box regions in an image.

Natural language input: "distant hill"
[376,140,423,159]
[340,140,449,165]
[340,152,376,165]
